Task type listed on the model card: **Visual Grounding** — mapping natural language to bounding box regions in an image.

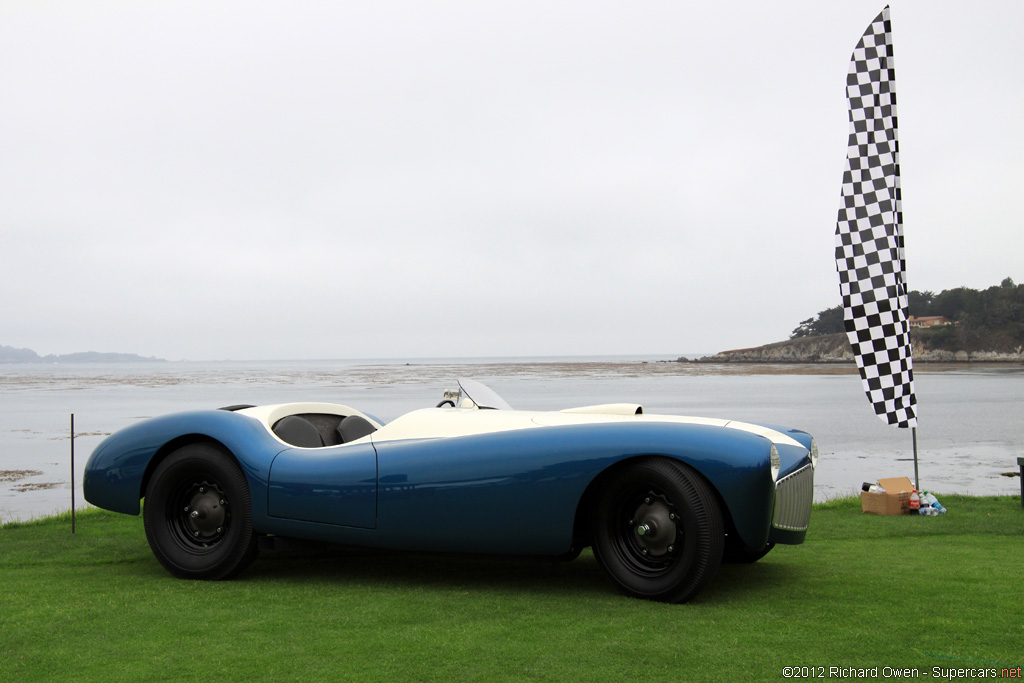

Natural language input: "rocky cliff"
[692,332,1024,363]
[693,334,854,363]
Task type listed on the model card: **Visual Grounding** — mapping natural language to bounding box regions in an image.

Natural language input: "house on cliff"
[908,316,951,328]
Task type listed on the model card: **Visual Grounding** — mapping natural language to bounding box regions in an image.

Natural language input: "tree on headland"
[791,278,1024,349]
[789,306,844,338]
[907,289,935,313]
[896,278,1021,329]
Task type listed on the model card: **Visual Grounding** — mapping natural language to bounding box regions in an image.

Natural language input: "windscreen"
[457,378,513,410]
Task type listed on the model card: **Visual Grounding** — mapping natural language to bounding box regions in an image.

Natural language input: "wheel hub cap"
[632,496,677,556]
[184,484,227,541]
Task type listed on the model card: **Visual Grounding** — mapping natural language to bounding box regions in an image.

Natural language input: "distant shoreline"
[4,338,1022,367]
[0,345,166,364]
[687,333,1024,364]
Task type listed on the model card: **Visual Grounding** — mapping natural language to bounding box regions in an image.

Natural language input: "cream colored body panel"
[371,406,803,448]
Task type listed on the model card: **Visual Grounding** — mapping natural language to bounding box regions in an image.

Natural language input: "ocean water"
[1,358,1022,523]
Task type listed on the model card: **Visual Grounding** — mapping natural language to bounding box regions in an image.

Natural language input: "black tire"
[592,458,724,603]
[143,443,258,580]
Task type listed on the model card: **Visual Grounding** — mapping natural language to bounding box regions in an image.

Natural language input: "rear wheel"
[143,443,258,580]
[592,458,724,603]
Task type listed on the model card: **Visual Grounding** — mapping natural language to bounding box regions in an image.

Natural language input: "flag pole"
[912,427,919,492]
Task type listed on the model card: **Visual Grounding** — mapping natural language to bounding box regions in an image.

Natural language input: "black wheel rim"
[607,485,686,578]
[166,478,231,554]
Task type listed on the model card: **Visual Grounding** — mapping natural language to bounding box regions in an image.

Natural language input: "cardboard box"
[861,477,915,515]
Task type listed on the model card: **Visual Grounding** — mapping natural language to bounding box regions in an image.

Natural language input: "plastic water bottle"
[921,491,946,515]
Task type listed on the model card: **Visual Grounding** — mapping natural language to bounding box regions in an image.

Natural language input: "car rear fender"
[83,410,283,517]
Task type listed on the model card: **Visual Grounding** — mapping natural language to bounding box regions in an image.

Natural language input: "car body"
[84,379,816,602]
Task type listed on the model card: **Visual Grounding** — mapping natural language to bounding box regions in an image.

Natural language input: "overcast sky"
[1,1,1021,361]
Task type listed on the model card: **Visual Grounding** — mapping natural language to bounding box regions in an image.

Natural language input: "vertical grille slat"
[772,465,814,531]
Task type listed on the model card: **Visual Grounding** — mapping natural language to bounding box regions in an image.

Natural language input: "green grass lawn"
[2,496,1022,682]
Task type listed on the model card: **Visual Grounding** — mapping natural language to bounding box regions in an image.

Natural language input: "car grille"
[772,464,814,531]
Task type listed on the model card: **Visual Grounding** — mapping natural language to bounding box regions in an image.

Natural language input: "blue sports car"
[84,379,816,603]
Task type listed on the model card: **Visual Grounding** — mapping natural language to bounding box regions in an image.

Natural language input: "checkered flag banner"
[835,6,917,429]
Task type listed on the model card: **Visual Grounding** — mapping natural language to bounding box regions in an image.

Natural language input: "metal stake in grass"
[71,413,75,534]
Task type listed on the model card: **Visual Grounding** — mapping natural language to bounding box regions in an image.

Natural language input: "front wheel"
[592,458,724,603]
[143,443,258,580]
